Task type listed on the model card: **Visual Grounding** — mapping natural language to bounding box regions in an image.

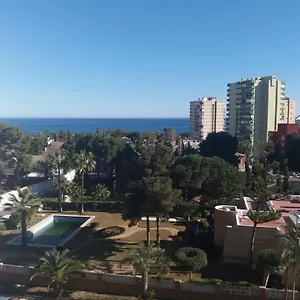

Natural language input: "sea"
[0,118,189,134]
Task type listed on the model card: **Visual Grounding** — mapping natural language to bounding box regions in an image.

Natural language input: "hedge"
[189,278,257,287]
[42,198,123,212]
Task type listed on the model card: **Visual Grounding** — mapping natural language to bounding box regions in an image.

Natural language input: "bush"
[203,210,211,218]
[190,278,257,287]
[0,223,6,231]
[200,220,209,229]
[42,199,122,212]
[4,207,37,230]
[5,212,21,230]
[224,281,256,287]
[174,247,208,279]
[190,278,222,285]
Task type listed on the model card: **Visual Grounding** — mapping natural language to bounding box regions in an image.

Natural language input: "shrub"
[0,223,5,231]
[190,278,222,285]
[200,220,209,229]
[42,199,122,212]
[190,278,257,287]
[5,212,21,230]
[203,210,211,218]
[224,281,256,287]
[174,247,208,279]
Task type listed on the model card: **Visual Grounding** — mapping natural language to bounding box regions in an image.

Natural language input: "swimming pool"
[7,214,94,248]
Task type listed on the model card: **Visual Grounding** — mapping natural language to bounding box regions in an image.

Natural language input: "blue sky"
[0,0,299,118]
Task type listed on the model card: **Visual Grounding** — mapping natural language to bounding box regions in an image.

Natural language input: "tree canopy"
[199,132,238,165]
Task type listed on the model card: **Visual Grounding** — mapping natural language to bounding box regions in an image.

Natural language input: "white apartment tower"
[189,96,226,141]
[226,76,285,157]
[283,97,296,124]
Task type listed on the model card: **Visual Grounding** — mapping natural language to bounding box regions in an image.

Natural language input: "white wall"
[0,169,75,211]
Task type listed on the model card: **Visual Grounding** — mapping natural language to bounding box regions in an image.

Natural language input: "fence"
[0,262,298,300]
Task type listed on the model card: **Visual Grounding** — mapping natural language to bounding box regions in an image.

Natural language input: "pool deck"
[6,214,95,248]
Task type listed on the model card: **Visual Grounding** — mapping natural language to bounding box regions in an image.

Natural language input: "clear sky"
[0,0,299,118]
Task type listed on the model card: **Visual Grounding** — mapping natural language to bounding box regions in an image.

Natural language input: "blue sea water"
[0,118,189,134]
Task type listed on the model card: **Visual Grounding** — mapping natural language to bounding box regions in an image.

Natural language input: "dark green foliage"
[199,132,238,165]
[174,247,208,278]
[4,206,37,230]
[203,210,210,218]
[200,157,245,204]
[4,212,21,230]
[285,133,300,172]
[258,249,281,271]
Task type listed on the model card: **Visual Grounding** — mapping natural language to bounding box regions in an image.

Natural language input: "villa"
[214,196,300,264]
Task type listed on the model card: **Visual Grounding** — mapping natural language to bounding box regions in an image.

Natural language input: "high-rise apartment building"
[189,96,226,141]
[226,76,285,157]
[283,97,296,124]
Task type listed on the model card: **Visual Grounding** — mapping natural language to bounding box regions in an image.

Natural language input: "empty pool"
[7,214,94,248]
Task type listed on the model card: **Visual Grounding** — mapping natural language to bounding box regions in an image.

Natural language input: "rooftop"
[239,198,300,233]
[43,141,65,155]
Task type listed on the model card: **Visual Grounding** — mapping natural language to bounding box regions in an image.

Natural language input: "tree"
[199,132,238,165]
[200,157,245,205]
[34,159,51,178]
[13,154,33,179]
[49,151,66,212]
[69,182,84,210]
[174,247,208,280]
[248,162,269,199]
[247,210,282,268]
[31,249,84,298]
[171,155,209,220]
[120,242,169,300]
[237,141,252,191]
[143,176,182,247]
[285,133,300,172]
[92,184,111,209]
[75,151,96,213]
[281,226,300,300]
[283,159,290,193]
[4,188,40,247]
[258,249,281,287]
[53,177,71,209]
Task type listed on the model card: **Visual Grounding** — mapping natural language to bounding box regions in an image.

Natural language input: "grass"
[0,210,261,286]
[1,284,138,300]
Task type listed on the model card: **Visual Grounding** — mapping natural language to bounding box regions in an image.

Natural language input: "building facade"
[226,76,285,158]
[189,96,225,141]
[283,97,296,124]
[269,123,300,155]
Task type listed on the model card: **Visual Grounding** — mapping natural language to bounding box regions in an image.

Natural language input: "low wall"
[0,263,297,300]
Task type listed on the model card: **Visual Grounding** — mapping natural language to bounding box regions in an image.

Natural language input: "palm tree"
[92,184,111,209]
[53,177,71,209]
[75,151,96,213]
[68,182,82,209]
[281,225,300,300]
[120,242,169,300]
[48,151,66,212]
[4,188,40,247]
[248,209,281,268]
[31,249,84,298]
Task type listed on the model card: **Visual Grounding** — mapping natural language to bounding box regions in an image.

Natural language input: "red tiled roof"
[240,216,286,233]
[43,142,65,155]
[239,199,300,233]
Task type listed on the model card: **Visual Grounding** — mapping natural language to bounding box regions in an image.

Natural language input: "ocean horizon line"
[0,117,189,119]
